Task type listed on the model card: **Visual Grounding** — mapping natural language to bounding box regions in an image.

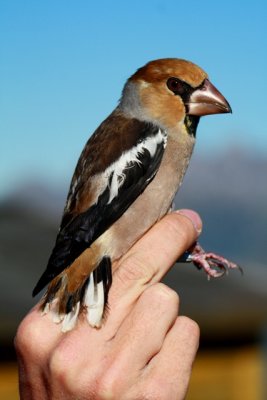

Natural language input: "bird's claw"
[181,243,242,279]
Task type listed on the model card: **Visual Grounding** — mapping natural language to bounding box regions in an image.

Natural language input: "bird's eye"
[167,77,186,95]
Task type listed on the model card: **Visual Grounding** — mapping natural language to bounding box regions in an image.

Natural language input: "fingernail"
[176,209,202,236]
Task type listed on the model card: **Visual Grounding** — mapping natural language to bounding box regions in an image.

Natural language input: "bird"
[33,58,238,332]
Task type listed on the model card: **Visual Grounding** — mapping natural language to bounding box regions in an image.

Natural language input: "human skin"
[15,209,202,400]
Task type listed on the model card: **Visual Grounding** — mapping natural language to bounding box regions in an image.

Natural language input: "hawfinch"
[33,58,238,332]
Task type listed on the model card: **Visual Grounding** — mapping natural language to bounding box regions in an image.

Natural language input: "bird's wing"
[33,112,167,296]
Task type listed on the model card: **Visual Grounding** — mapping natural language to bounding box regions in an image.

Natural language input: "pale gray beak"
[187,79,232,116]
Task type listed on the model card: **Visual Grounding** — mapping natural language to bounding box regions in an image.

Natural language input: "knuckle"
[49,347,104,397]
[49,345,69,376]
[116,253,154,286]
[145,283,180,307]
[96,378,116,399]
[49,346,74,389]
[179,316,200,340]
[96,366,121,400]
[14,313,42,358]
[49,347,65,378]
[14,317,31,354]
[95,352,134,399]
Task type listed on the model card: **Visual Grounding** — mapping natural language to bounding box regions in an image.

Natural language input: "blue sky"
[1,0,267,196]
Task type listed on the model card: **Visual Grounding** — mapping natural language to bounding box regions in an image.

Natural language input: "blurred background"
[1,0,267,398]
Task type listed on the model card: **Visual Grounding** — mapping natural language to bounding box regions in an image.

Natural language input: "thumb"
[107,210,202,327]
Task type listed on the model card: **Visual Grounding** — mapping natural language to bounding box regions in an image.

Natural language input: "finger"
[106,210,201,332]
[116,209,201,276]
[113,284,179,367]
[91,284,179,398]
[143,316,200,399]
[15,304,65,399]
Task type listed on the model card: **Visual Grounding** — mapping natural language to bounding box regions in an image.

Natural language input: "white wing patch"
[61,301,80,332]
[84,272,105,328]
[43,273,105,331]
[105,129,167,204]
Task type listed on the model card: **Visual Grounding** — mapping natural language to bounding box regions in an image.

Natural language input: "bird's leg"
[178,242,242,279]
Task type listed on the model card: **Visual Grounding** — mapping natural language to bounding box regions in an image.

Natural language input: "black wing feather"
[33,125,166,296]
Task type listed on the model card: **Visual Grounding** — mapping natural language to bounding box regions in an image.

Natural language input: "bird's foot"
[179,242,242,279]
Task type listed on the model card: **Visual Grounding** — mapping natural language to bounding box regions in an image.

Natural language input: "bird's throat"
[184,115,200,137]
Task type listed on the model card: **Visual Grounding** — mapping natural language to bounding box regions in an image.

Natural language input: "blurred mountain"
[1,148,267,353]
[176,147,267,265]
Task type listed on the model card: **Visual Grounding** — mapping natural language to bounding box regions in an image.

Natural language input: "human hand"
[15,210,202,400]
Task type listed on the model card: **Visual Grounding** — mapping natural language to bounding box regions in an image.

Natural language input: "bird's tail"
[41,256,112,332]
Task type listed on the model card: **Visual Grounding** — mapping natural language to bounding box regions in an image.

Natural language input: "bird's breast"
[97,125,196,261]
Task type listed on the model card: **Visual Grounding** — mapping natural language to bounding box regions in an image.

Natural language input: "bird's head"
[120,58,231,130]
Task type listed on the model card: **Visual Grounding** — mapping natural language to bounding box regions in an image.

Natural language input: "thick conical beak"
[187,79,232,116]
